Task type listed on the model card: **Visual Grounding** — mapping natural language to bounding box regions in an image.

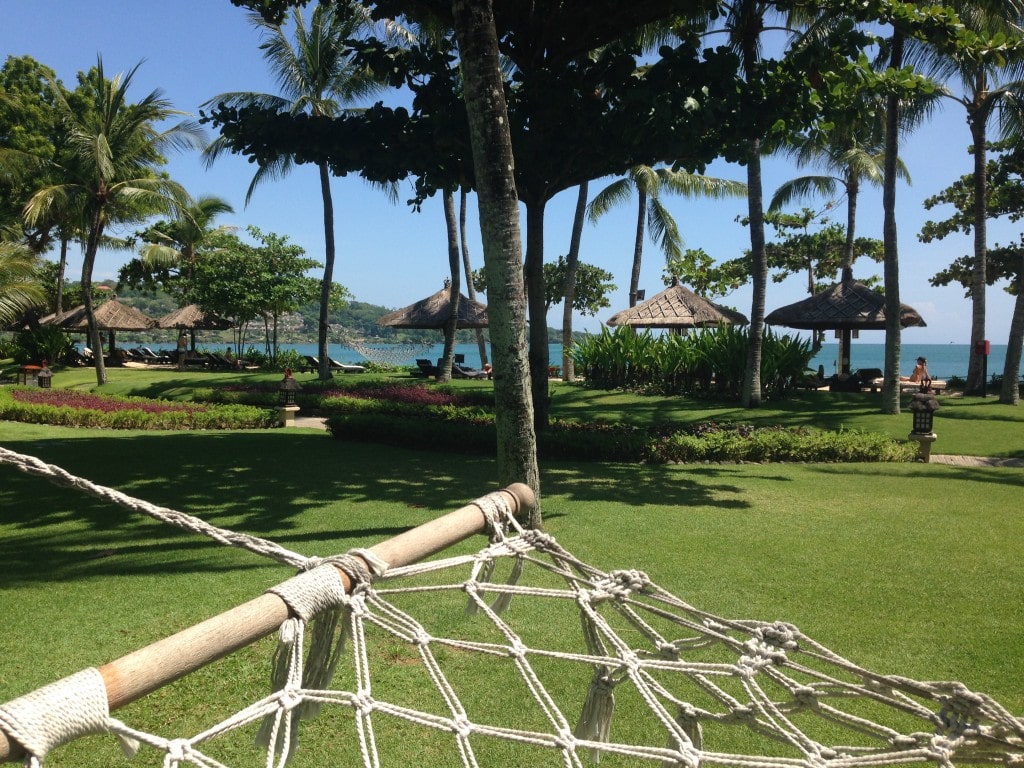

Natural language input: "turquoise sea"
[283,340,1006,380]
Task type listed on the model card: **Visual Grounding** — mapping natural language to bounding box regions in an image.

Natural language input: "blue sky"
[2,0,1020,345]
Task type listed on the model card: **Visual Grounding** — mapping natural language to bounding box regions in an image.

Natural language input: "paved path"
[293,416,1022,467]
[931,454,1024,467]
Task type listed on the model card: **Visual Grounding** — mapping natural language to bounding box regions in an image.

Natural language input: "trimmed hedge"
[0,386,277,430]
[324,400,918,464]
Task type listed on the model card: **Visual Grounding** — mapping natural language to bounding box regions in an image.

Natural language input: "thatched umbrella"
[765,277,926,374]
[158,304,233,352]
[606,279,748,330]
[42,298,157,356]
[158,304,233,331]
[377,283,489,329]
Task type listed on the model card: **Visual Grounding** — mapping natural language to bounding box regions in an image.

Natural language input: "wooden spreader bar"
[0,484,535,763]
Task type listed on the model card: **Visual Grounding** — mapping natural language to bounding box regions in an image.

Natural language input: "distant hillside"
[100,283,566,345]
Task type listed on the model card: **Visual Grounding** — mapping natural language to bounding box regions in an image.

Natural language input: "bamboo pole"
[0,483,535,763]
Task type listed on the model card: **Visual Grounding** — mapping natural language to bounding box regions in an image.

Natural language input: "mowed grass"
[2,370,1023,766]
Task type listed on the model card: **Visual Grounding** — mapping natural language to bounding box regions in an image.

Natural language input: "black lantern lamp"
[37,361,53,389]
[909,392,940,435]
[908,392,940,462]
[279,368,301,407]
[278,368,302,427]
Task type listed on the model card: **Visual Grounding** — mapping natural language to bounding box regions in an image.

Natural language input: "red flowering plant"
[1,387,277,430]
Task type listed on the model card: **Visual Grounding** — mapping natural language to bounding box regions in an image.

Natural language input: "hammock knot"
[452,715,473,739]
[793,685,820,708]
[936,683,985,737]
[755,621,800,650]
[589,570,649,602]
[166,738,190,764]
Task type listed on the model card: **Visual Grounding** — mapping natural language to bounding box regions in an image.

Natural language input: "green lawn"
[1,371,1023,766]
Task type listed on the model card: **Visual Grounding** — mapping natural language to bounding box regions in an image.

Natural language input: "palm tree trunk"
[82,206,107,386]
[742,139,765,408]
[451,0,540,527]
[966,97,988,394]
[629,190,646,307]
[56,236,69,315]
[562,181,588,381]
[317,161,336,382]
[460,187,489,367]
[440,189,461,382]
[524,199,550,430]
[881,30,904,415]
[999,252,1024,405]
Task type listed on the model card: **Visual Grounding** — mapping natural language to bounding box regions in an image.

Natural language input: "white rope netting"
[330,326,434,367]
[1,448,1021,768]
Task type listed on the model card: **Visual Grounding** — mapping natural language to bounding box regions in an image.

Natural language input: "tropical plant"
[203,2,399,382]
[0,241,45,327]
[135,195,235,298]
[588,165,746,307]
[22,57,203,386]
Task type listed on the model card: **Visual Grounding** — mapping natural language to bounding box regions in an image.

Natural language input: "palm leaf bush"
[573,324,813,399]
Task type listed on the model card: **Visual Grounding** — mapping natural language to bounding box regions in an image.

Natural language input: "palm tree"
[24,58,201,385]
[770,119,910,278]
[0,241,45,327]
[139,195,235,295]
[588,166,746,308]
[203,3,399,382]
[905,7,1024,394]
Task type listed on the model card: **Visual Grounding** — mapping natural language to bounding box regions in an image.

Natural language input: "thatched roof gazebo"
[41,298,157,356]
[377,283,489,329]
[606,279,748,330]
[157,304,233,331]
[765,277,926,374]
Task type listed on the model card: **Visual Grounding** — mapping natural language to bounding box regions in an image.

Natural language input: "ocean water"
[808,343,1008,380]
[284,340,1004,380]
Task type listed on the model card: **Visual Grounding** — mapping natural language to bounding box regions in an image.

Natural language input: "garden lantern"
[908,392,940,462]
[37,362,52,389]
[278,368,301,426]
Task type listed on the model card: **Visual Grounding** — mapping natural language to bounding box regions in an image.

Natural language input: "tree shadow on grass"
[0,428,504,587]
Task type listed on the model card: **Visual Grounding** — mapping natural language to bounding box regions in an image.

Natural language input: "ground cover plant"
[0,419,1021,768]
[0,385,276,429]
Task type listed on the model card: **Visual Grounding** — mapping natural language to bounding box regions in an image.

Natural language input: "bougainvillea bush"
[1,387,277,430]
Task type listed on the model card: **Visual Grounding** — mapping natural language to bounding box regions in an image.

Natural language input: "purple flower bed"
[12,389,208,415]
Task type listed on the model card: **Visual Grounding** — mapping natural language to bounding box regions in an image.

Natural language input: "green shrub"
[12,327,74,366]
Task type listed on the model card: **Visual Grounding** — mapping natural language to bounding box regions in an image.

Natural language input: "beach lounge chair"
[415,359,440,378]
[452,363,489,380]
[302,355,320,374]
[329,357,366,374]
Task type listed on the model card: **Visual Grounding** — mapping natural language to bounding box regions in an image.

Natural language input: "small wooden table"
[18,365,42,385]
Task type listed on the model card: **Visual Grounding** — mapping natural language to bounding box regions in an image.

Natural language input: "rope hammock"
[1,447,1021,768]
[330,326,434,367]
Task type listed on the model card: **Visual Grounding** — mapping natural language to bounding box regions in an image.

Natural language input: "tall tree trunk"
[999,252,1024,405]
[440,189,461,382]
[629,190,646,307]
[881,31,904,415]
[966,91,988,394]
[742,140,765,408]
[562,181,588,382]
[83,208,107,386]
[524,199,550,430]
[317,161,336,382]
[836,171,859,366]
[56,235,69,314]
[451,0,541,527]
[460,186,489,368]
